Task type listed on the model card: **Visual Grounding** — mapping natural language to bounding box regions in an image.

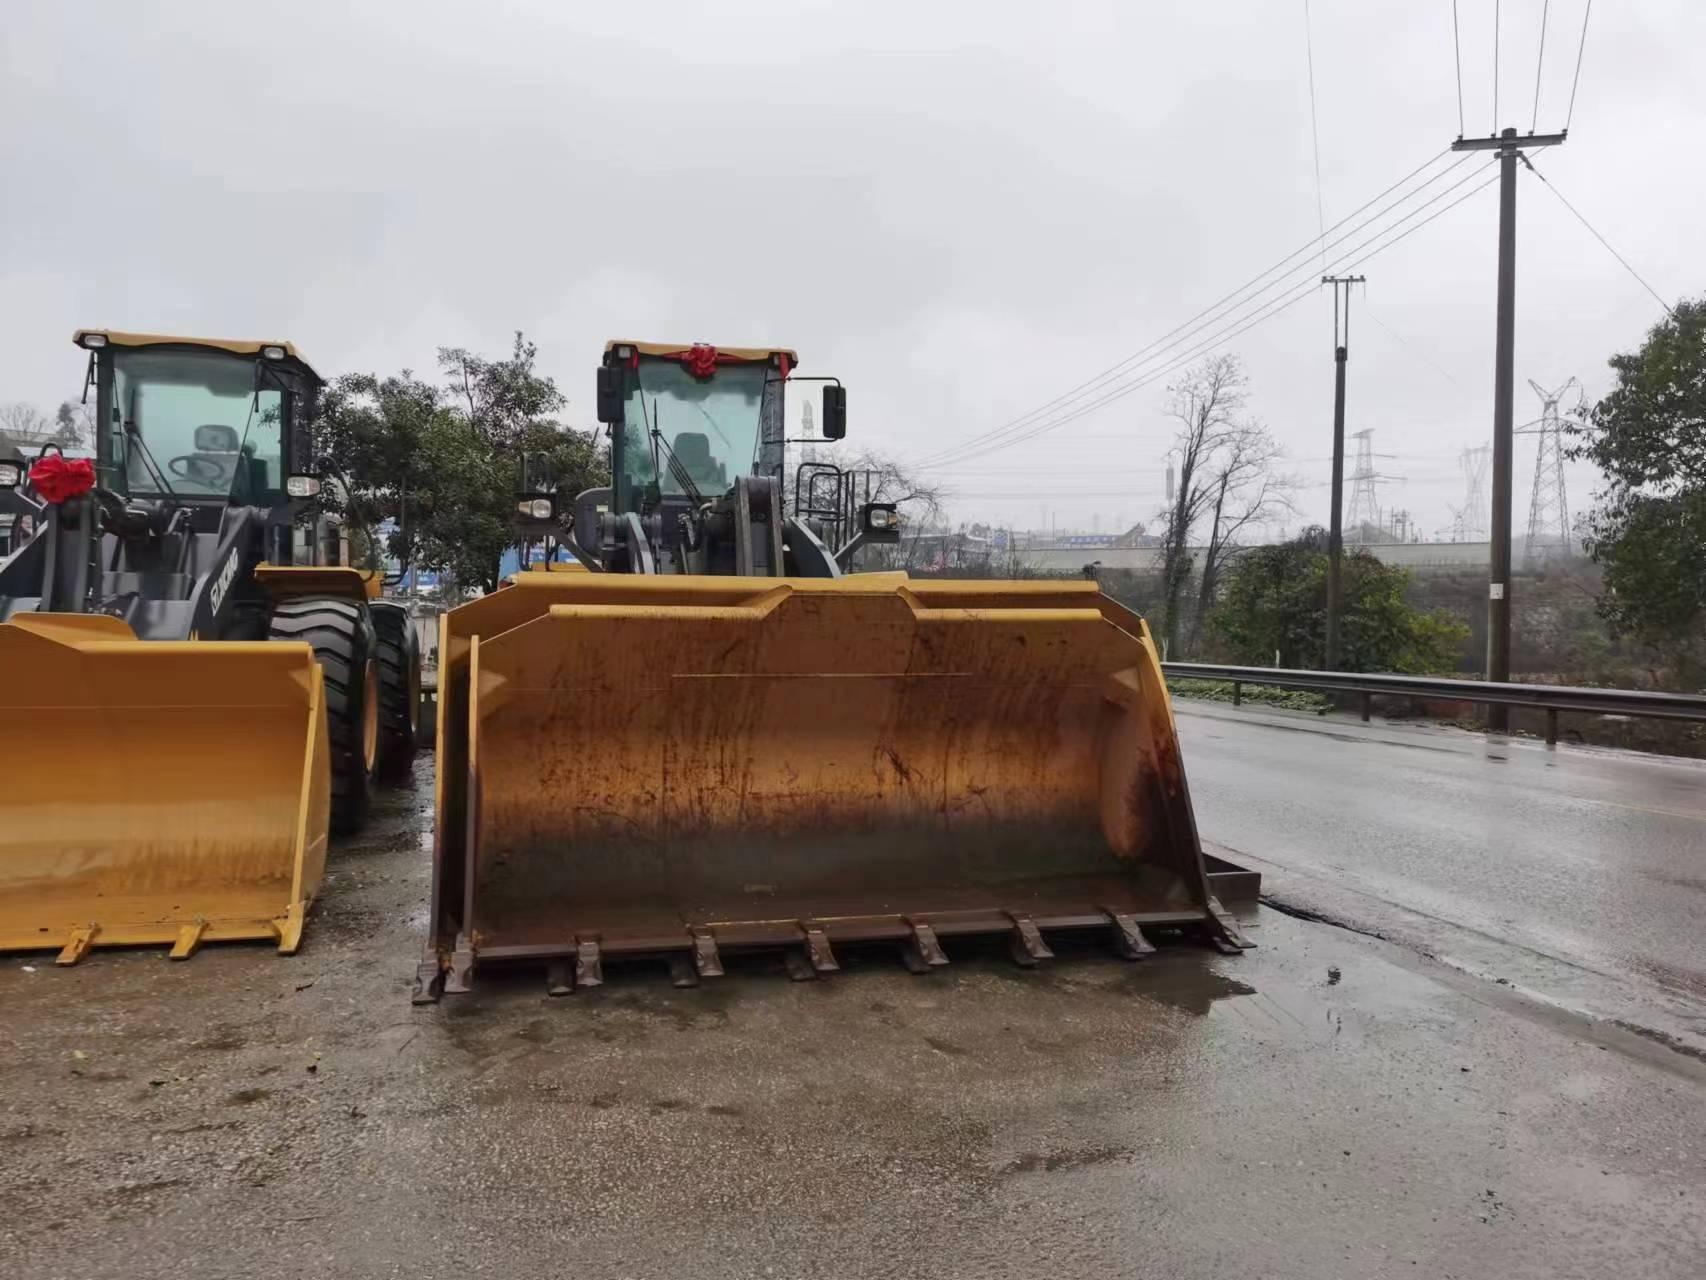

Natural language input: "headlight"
[517,497,554,520]
[261,344,287,361]
[0,462,20,489]
[77,332,108,349]
[868,507,897,529]
[286,475,322,498]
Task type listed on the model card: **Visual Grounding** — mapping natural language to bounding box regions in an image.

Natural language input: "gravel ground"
[3,756,1704,1280]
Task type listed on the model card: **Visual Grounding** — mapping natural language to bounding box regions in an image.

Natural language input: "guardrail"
[1162,662,1706,744]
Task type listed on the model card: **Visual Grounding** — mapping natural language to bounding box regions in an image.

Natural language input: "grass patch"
[1166,677,1331,714]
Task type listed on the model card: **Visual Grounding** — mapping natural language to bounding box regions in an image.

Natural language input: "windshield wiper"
[649,404,705,506]
[124,421,181,503]
[120,380,181,504]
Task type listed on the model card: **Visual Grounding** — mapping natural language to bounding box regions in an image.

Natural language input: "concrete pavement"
[3,756,1705,1278]
[1175,699,1706,1057]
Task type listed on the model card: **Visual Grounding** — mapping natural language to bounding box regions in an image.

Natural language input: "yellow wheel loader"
[415,341,1247,1000]
[0,331,420,965]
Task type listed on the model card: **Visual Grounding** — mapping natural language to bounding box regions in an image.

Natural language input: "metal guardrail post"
[1232,680,1241,708]
[1546,708,1559,746]
[1360,691,1372,723]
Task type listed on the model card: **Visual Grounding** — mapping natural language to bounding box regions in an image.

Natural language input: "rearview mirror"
[822,384,846,440]
[596,365,625,425]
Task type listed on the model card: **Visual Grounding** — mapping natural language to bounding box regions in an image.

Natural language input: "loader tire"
[269,596,379,836]
[371,602,421,780]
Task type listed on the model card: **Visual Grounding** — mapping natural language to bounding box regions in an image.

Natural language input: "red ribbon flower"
[29,455,96,504]
[681,344,719,379]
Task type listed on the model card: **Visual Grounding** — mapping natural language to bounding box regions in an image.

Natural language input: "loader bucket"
[0,615,331,963]
[419,573,1246,996]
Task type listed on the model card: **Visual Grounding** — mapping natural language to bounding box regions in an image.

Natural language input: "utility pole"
[1452,127,1565,728]
[1321,274,1363,670]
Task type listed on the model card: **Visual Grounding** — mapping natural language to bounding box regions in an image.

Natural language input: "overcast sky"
[1,1,1696,538]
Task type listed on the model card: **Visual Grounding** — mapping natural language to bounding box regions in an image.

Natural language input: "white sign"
[1489,582,1505,600]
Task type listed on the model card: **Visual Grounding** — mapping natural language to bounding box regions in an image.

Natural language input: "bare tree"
[814,447,947,571]
[1189,423,1293,649]
[1156,355,1248,655]
[0,402,53,446]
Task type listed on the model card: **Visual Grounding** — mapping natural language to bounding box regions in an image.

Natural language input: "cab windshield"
[620,359,768,505]
[107,348,283,501]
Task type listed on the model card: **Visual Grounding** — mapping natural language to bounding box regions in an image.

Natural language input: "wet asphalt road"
[1175,701,1706,1055]
[3,755,1706,1278]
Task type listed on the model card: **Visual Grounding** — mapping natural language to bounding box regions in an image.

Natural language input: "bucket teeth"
[902,920,949,973]
[787,926,839,981]
[444,934,476,994]
[574,939,604,988]
[669,955,699,988]
[412,954,446,1004]
[1104,909,1156,960]
[169,920,208,961]
[1207,896,1255,951]
[544,960,574,996]
[690,929,724,978]
[56,925,98,967]
[1006,913,1054,967]
[801,925,839,973]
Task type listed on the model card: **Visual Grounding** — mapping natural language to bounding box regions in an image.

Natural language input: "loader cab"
[599,342,792,516]
[78,331,320,519]
[581,340,883,577]
[0,332,329,634]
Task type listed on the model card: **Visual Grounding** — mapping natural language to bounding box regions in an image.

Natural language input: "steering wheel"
[168,454,232,484]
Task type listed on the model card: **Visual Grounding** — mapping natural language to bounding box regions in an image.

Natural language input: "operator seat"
[671,432,728,492]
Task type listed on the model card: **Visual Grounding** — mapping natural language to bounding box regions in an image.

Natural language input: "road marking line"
[1582,796,1706,824]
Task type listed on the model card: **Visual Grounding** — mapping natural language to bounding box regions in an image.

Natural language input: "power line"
[916,165,1497,469]
[914,162,1500,469]
[905,150,1463,468]
[1361,302,1465,389]
[1566,0,1593,130]
[1451,1,1465,135]
[911,154,1478,470]
[910,150,1462,467]
[1303,0,1328,267]
[1532,0,1550,132]
[1523,157,1674,316]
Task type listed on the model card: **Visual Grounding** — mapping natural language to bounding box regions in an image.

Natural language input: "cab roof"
[604,339,799,365]
[72,330,322,381]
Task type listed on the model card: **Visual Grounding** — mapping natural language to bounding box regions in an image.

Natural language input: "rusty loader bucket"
[417,574,1247,998]
[0,615,331,963]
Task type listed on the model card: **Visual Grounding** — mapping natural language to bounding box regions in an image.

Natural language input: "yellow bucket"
[421,573,1245,994]
[0,615,331,963]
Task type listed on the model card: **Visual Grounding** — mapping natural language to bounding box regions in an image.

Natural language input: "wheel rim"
[362,658,380,774]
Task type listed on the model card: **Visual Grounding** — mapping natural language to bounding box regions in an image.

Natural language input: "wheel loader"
[415,340,1247,999]
[0,331,421,965]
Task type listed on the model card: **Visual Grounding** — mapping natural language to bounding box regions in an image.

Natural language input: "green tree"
[1571,298,1706,687]
[53,401,92,449]
[314,332,609,595]
[1210,529,1468,673]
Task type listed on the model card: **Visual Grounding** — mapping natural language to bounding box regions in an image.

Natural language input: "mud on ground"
[3,758,1704,1279]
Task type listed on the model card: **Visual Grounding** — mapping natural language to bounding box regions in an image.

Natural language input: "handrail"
[1162,661,1706,742]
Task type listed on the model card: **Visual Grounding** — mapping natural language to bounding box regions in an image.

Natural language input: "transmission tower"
[1450,446,1492,542]
[1521,377,1577,567]
[1344,429,1386,541]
